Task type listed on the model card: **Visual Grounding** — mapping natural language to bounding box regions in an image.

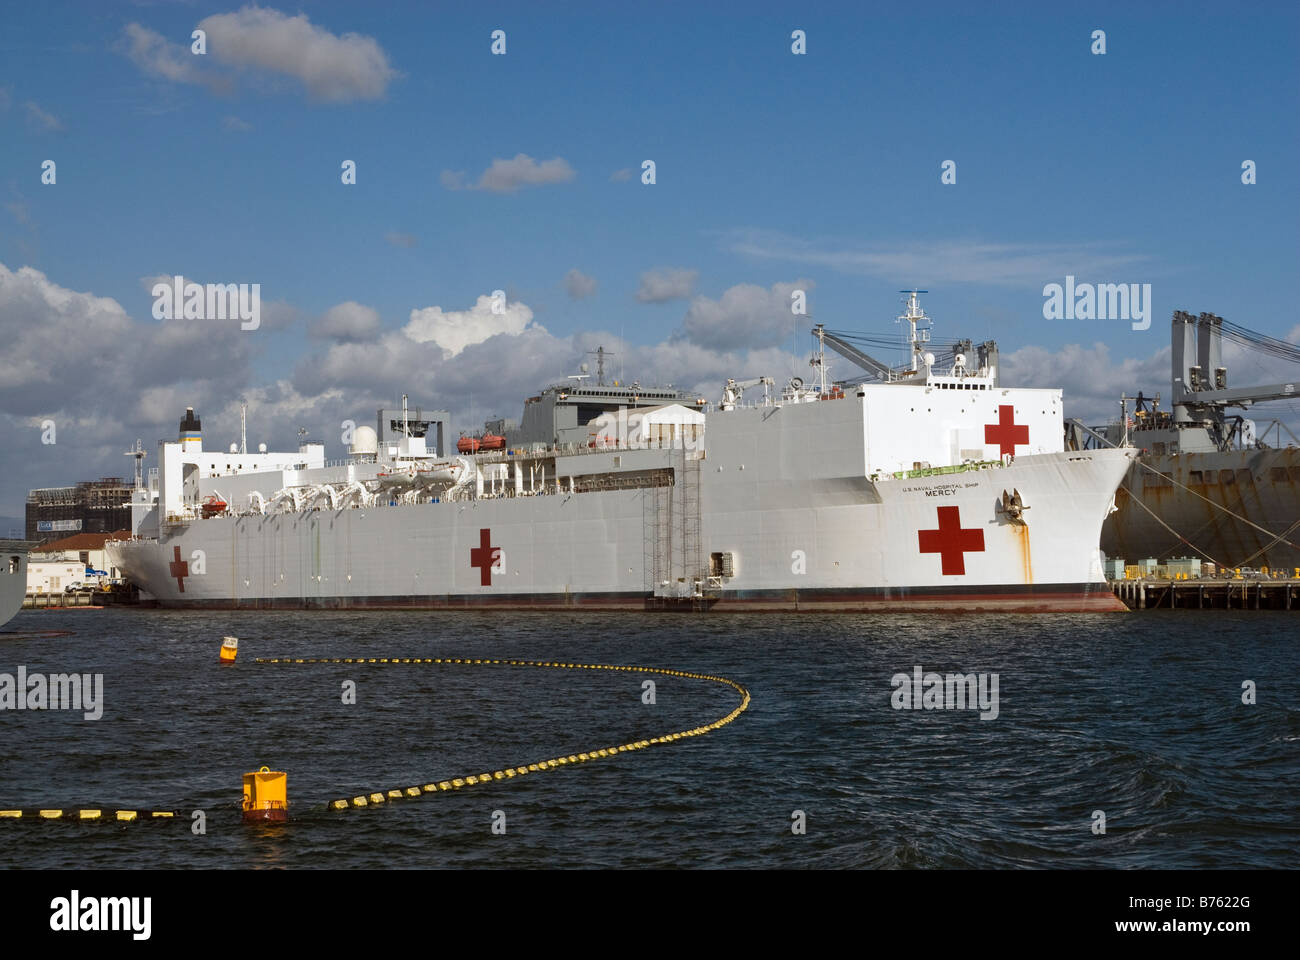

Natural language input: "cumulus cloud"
[679,280,813,351]
[440,154,576,193]
[404,294,540,357]
[309,301,382,342]
[289,296,812,432]
[564,268,596,300]
[1004,325,1300,427]
[199,6,397,102]
[0,262,255,456]
[635,267,698,303]
[122,7,397,102]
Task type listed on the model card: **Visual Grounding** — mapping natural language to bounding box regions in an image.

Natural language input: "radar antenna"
[124,439,147,491]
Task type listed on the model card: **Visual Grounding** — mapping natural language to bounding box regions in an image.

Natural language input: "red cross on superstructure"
[918,506,986,576]
[984,404,1029,457]
[469,528,500,586]
[169,545,189,593]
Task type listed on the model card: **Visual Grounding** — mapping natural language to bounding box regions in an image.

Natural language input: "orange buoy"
[242,767,288,823]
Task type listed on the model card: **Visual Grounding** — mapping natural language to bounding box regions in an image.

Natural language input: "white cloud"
[441,154,576,193]
[385,231,417,248]
[609,168,633,182]
[222,115,253,132]
[725,229,1153,287]
[1003,325,1300,427]
[199,6,397,102]
[404,294,541,357]
[635,267,698,303]
[122,8,396,103]
[23,101,63,131]
[0,262,254,419]
[680,280,814,351]
[122,23,225,92]
[564,268,596,300]
[289,299,812,431]
[309,301,382,342]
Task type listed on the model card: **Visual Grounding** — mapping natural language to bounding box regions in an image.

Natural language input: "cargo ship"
[1089,311,1300,570]
[107,293,1134,612]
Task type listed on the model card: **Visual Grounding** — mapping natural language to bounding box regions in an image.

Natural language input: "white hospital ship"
[108,293,1134,612]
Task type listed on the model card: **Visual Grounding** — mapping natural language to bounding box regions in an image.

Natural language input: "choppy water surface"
[0,608,1295,868]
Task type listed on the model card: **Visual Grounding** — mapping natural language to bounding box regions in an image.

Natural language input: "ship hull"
[108,393,1136,614]
[1102,447,1300,571]
[0,548,26,627]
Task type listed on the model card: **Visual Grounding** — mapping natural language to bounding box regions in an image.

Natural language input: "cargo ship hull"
[1101,447,1300,571]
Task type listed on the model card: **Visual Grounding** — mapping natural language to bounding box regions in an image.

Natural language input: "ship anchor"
[997,488,1030,525]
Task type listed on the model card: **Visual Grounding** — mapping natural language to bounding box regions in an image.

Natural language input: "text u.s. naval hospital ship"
[108,293,1135,612]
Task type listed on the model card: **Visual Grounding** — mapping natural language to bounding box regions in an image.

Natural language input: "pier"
[1110,577,1299,610]
[22,587,139,609]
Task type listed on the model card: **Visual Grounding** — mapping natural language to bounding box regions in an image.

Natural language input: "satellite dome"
[351,425,378,456]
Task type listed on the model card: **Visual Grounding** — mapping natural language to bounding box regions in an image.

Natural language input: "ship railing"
[873,459,1007,482]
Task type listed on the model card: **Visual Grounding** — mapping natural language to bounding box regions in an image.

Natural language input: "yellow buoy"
[220,637,239,665]
[242,767,288,823]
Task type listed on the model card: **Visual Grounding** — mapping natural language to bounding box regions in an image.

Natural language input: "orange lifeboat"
[479,434,506,450]
[201,495,228,518]
[457,435,481,453]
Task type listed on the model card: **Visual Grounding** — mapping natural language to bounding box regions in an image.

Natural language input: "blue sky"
[1,0,1297,518]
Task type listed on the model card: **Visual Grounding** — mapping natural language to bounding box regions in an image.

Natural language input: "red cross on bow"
[985,404,1029,457]
[169,545,189,593]
[469,528,501,586]
[918,506,985,576]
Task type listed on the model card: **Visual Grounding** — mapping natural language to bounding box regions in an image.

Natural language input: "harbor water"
[1,608,1295,869]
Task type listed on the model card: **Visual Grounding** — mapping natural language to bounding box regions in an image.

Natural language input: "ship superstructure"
[108,293,1134,612]
[1088,311,1300,569]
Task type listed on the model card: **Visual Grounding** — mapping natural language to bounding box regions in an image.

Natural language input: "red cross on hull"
[918,506,986,576]
[169,545,189,593]
[985,404,1029,458]
[469,528,501,586]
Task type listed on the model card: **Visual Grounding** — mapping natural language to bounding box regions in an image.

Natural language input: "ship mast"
[587,346,613,387]
[811,323,829,394]
[123,439,146,491]
[898,290,931,375]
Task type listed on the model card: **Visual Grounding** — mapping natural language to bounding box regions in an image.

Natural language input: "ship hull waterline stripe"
[140,583,1126,613]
